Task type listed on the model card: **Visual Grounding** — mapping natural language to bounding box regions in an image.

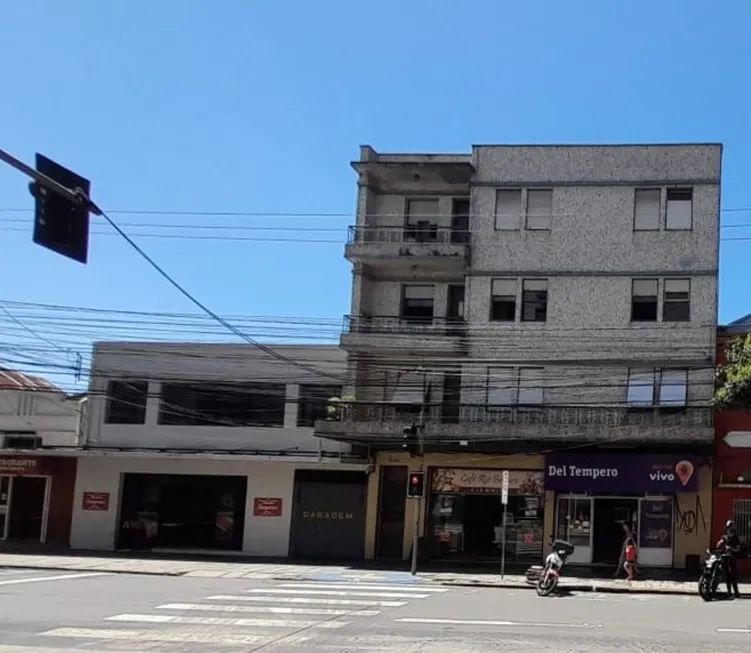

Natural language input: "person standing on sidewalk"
[717,519,741,598]
[613,521,633,578]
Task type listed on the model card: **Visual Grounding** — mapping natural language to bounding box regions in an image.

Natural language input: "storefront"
[0,455,77,546]
[71,455,368,557]
[427,467,545,563]
[545,452,707,569]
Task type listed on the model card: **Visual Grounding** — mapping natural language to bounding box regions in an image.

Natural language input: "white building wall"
[86,343,351,455]
[0,389,81,447]
[70,456,365,555]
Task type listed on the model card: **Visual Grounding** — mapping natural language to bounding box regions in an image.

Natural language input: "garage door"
[289,471,367,560]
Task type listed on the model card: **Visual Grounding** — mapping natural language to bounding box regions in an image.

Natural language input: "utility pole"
[410,367,427,576]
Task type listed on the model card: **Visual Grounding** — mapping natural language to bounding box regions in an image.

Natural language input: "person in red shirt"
[623,538,638,580]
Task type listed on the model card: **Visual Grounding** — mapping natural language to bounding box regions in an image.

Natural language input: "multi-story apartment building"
[70,342,369,559]
[317,143,722,570]
[0,368,82,548]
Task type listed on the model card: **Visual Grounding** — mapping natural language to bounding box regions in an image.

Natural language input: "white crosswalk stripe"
[33,578,447,650]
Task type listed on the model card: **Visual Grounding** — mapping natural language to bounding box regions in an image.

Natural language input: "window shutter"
[407,200,439,221]
[491,279,517,297]
[634,189,660,230]
[403,285,434,300]
[526,190,553,229]
[495,190,522,230]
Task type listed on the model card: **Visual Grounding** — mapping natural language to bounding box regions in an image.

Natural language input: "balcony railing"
[347,225,470,246]
[343,315,466,337]
[326,403,713,428]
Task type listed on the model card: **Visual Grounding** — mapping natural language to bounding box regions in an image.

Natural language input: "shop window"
[297,384,342,427]
[521,279,548,322]
[105,380,148,424]
[490,279,517,321]
[158,381,286,427]
[631,279,658,322]
[663,279,691,322]
[556,497,592,549]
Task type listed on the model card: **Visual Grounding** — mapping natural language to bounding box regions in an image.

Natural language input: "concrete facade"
[322,143,722,447]
[87,342,353,457]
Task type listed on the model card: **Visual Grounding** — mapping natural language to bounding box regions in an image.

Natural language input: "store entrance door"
[592,498,639,565]
[7,476,48,541]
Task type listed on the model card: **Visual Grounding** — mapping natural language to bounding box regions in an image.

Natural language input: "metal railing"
[347,225,470,245]
[342,315,466,337]
[326,402,713,427]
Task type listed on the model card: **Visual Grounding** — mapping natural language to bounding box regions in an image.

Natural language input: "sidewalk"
[0,551,745,596]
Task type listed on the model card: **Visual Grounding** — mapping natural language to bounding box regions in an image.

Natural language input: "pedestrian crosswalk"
[32,579,449,650]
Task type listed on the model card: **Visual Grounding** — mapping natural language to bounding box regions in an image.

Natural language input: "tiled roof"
[0,368,59,392]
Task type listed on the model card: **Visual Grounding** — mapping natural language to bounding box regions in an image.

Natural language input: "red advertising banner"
[82,492,110,511]
[253,497,283,517]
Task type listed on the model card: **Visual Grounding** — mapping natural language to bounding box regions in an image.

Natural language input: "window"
[297,385,342,427]
[401,285,434,324]
[158,382,286,427]
[526,189,553,230]
[631,279,658,322]
[105,380,148,424]
[732,499,751,545]
[626,370,656,408]
[490,279,517,321]
[666,188,692,230]
[658,370,688,407]
[634,188,660,231]
[487,367,517,406]
[663,279,690,322]
[392,372,426,417]
[627,369,688,409]
[406,199,440,242]
[518,367,544,405]
[494,190,522,230]
[521,279,548,322]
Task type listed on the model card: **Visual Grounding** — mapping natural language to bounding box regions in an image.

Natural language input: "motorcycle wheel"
[536,568,558,597]
[698,576,712,601]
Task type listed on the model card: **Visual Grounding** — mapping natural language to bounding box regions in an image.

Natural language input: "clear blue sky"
[0,1,749,387]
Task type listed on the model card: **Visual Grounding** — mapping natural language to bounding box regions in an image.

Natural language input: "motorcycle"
[698,548,728,601]
[536,539,575,597]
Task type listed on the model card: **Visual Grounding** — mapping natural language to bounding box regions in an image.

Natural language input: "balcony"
[344,225,469,274]
[340,315,468,356]
[315,403,714,447]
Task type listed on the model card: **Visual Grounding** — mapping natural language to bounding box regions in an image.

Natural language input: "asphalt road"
[0,566,750,652]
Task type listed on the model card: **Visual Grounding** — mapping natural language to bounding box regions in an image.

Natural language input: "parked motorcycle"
[536,539,575,597]
[698,548,728,601]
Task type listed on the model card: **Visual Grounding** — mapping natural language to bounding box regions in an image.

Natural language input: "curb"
[432,579,695,596]
[0,564,186,577]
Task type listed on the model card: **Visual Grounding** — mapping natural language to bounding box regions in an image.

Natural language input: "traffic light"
[30,154,91,264]
[407,471,425,499]
[402,423,418,456]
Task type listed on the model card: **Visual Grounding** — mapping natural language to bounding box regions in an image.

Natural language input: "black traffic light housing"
[30,154,91,264]
[402,423,418,457]
[407,471,425,499]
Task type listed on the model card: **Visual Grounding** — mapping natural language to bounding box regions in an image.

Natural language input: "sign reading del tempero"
[544,453,699,493]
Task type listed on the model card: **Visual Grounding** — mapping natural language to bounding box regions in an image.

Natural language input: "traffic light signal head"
[407,471,425,498]
[402,423,418,456]
[30,154,91,264]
